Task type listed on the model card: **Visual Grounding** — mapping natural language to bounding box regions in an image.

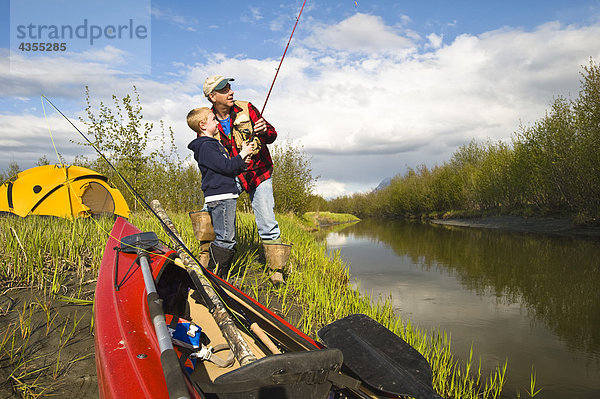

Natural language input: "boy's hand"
[239,140,255,160]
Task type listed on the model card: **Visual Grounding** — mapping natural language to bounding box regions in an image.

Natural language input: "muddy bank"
[0,282,97,398]
[430,215,600,238]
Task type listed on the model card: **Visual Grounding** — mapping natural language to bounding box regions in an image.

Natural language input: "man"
[203,74,288,285]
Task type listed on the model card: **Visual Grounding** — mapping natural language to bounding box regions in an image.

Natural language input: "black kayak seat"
[198,348,344,399]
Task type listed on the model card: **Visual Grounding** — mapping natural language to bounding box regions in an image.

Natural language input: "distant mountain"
[373,177,392,192]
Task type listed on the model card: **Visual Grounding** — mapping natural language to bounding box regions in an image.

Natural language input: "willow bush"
[270,141,316,215]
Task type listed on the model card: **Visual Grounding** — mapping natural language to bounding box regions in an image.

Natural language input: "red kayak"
[94,217,441,399]
[95,217,349,399]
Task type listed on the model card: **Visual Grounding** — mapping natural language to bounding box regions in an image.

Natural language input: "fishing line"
[40,96,78,217]
[41,97,67,170]
[41,95,166,262]
[41,94,263,339]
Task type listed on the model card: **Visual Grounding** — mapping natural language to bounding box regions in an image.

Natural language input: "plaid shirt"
[213,101,277,191]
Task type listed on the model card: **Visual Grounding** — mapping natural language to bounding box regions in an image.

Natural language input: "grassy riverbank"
[0,212,522,398]
[302,211,360,228]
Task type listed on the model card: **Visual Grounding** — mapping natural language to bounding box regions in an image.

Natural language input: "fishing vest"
[232,101,261,155]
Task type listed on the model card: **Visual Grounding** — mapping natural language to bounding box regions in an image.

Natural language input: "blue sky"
[2,0,600,197]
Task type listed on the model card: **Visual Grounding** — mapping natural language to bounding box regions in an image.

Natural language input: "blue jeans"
[237,177,280,241]
[206,198,237,250]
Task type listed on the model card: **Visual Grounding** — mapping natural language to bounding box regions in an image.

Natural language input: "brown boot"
[198,241,211,267]
[189,210,216,267]
[263,241,292,286]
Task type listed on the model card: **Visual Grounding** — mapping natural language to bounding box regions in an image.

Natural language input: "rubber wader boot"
[206,243,235,279]
[263,241,292,286]
[189,210,216,267]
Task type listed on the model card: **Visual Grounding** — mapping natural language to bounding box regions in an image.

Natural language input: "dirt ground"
[0,282,98,399]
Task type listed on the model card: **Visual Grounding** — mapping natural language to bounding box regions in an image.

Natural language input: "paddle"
[120,232,191,399]
[318,314,443,399]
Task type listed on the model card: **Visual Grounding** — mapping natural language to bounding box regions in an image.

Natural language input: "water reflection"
[331,219,600,354]
[324,219,600,398]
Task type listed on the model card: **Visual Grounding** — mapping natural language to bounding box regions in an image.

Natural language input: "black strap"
[168,313,179,330]
[113,246,121,291]
[327,371,361,390]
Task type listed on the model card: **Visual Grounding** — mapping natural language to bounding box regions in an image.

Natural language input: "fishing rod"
[260,0,307,115]
[41,95,274,364]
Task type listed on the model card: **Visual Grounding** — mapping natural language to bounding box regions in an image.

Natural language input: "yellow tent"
[0,164,130,219]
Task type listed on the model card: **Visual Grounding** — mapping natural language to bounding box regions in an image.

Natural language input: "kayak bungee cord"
[40,95,271,366]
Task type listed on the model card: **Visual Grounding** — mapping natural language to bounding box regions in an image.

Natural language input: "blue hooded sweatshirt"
[187,136,245,202]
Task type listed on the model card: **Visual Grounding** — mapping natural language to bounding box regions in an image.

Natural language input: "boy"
[187,107,253,278]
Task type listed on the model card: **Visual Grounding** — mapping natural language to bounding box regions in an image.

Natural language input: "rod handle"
[250,322,281,354]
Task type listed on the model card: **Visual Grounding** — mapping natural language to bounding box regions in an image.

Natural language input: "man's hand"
[254,118,267,135]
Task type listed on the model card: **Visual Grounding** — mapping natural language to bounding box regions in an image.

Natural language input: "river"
[324,219,600,399]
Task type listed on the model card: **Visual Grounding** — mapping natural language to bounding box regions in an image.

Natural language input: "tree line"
[326,59,600,223]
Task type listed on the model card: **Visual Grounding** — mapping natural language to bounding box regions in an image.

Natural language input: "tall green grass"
[0,216,113,291]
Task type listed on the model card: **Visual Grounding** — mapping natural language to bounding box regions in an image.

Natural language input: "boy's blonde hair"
[187,107,211,134]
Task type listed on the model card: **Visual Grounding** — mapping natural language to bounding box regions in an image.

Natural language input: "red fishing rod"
[260,0,307,115]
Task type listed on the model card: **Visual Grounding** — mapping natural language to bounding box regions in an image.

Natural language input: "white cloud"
[269,14,288,32]
[426,33,443,49]
[268,21,599,159]
[2,48,152,98]
[78,45,129,64]
[151,6,198,31]
[314,179,348,199]
[303,13,416,55]
[241,7,263,24]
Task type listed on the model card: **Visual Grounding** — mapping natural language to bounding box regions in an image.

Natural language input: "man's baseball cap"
[203,75,235,97]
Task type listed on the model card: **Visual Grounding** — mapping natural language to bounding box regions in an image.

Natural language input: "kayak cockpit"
[155,258,346,399]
